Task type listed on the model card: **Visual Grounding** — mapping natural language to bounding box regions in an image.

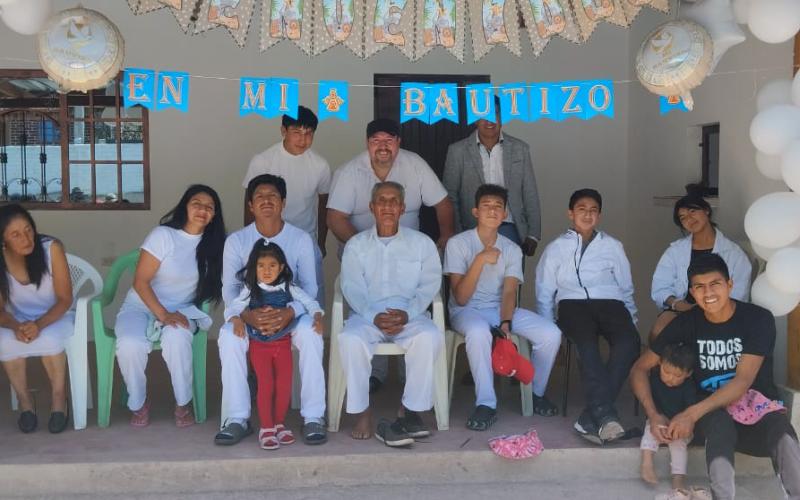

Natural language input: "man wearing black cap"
[327,118,455,391]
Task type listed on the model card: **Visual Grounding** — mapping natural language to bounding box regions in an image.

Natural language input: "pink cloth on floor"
[726,389,785,425]
[488,428,544,459]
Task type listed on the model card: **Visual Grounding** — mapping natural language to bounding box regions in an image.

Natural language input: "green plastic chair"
[91,249,209,427]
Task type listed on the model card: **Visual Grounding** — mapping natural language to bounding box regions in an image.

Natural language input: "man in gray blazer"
[443,98,541,257]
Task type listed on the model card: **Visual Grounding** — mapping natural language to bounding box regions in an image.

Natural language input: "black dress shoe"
[48,411,68,434]
[18,411,37,433]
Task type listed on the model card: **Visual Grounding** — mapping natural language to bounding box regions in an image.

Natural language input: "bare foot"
[671,474,686,490]
[351,409,372,440]
[641,450,659,485]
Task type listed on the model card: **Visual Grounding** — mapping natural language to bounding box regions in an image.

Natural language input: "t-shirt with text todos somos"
[651,300,779,401]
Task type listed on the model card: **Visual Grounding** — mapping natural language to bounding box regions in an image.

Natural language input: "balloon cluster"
[0,0,51,36]
[733,0,800,44]
[746,71,800,316]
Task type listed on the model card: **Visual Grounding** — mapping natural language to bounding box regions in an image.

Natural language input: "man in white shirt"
[328,118,454,390]
[215,174,327,446]
[339,181,444,447]
[443,96,541,256]
[243,106,331,304]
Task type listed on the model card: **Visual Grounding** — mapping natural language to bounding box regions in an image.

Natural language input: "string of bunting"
[125,0,669,62]
[122,67,615,123]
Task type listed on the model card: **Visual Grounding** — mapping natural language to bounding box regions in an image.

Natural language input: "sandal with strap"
[259,427,280,450]
[532,394,559,417]
[174,405,195,428]
[130,401,150,428]
[275,424,296,445]
[466,404,497,431]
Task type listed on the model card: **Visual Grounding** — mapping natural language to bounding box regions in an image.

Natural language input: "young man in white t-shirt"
[444,184,561,431]
[242,106,331,304]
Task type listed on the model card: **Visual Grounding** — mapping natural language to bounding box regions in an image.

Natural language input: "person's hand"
[14,321,38,343]
[260,306,295,335]
[374,310,406,336]
[478,246,501,266]
[521,237,538,257]
[231,317,246,338]
[313,312,324,335]
[667,410,696,441]
[160,311,190,329]
[499,321,511,337]
[648,412,672,444]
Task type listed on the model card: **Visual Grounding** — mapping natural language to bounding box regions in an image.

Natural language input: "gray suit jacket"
[442,132,541,240]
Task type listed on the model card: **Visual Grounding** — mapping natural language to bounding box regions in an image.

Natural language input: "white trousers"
[115,309,195,411]
[641,420,690,476]
[450,307,561,409]
[218,313,325,421]
[338,313,444,414]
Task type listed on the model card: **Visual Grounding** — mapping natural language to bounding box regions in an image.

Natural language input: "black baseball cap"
[366,118,400,138]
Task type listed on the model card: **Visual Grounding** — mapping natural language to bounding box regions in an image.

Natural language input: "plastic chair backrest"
[96,249,140,308]
[66,254,103,304]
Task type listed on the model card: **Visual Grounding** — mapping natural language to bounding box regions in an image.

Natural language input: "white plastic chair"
[10,253,102,430]
[327,275,451,432]
[446,330,534,417]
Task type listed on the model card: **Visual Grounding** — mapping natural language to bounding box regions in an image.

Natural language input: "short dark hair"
[569,188,602,211]
[673,193,714,230]
[474,183,508,208]
[687,252,730,283]
[282,105,318,131]
[246,173,287,201]
[661,343,695,373]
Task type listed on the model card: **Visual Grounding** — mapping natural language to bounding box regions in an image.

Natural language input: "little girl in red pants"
[230,241,323,450]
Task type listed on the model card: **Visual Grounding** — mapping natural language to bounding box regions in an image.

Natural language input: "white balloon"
[0,0,19,6]
[747,0,800,44]
[752,237,800,261]
[782,140,800,192]
[749,105,800,155]
[766,247,800,293]
[682,0,746,71]
[791,70,800,106]
[732,0,750,24]
[744,191,800,248]
[752,273,800,316]
[757,79,793,111]
[0,0,51,35]
[756,151,785,181]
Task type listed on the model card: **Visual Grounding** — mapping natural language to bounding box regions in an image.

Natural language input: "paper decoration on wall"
[428,83,458,124]
[364,0,414,59]
[499,82,529,122]
[659,95,690,115]
[465,83,496,123]
[468,0,521,61]
[165,0,204,33]
[318,80,349,121]
[126,0,166,14]
[635,19,713,111]
[570,0,629,40]
[400,82,429,123]
[238,77,300,118]
[620,0,668,24]
[194,0,257,46]
[123,68,156,109]
[38,7,126,92]
[518,0,581,56]
[312,0,365,57]
[260,0,314,54]
[156,71,191,112]
[414,0,466,62]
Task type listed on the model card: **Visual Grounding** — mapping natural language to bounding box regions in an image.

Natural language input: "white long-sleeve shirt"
[651,228,752,308]
[341,225,441,322]
[535,229,637,323]
[224,281,323,322]
[222,222,318,316]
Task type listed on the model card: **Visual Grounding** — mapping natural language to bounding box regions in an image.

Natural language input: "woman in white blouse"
[115,185,226,427]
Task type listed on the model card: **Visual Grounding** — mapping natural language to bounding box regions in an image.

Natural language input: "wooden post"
[788,34,800,389]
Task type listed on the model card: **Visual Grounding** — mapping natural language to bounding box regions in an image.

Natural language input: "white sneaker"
[655,488,691,500]
[688,486,712,500]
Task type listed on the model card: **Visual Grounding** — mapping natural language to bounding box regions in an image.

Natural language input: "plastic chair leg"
[326,338,347,432]
[433,335,450,430]
[513,335,534,417]
[192,330,208,424]
[95,334,116,428]
[561,339,572,418]
[291,347,300,410]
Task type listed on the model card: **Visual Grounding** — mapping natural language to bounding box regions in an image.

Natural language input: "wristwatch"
[500,319,512,331]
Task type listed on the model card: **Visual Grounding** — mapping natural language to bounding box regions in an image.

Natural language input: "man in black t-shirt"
[631,253,800,500]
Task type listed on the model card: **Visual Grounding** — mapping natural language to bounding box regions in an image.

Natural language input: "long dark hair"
[0,204,49,302]
[236,240,293,294]
[160,185,226,306]
[673,185,715,233]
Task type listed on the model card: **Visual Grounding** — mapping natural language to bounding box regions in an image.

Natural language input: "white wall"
[0,1,795,381]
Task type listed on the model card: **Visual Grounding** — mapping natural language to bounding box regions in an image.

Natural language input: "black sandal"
[48,411,68,434]
[18,410,37,433]
[532,394,559,417]
[214,421,253,446]
[466,405,497,431]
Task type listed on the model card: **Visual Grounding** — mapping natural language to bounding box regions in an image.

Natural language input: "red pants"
[249,337,292,429]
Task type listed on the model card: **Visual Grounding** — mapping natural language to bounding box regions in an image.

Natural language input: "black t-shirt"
[651,300,778,400]
[650,370,698,418]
